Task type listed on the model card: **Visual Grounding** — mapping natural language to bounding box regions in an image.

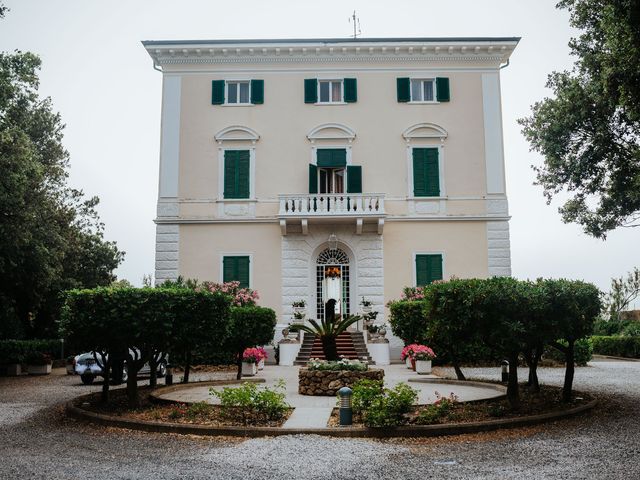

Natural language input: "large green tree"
[520,0,640,238]
[0,11,123,338]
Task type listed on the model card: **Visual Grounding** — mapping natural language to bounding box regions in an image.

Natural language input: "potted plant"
[0,353,23,376]
[413,345,436,374]
[292,300,307,316]
[401,344,418,369]
[360,297,373,313]
[256,346,268,370]
[241,348,259,376]
[26,352,53,375]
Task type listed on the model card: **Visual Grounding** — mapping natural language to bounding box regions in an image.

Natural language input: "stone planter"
[298,368,384,396]
[415,359,432,374]
[241,362,257,377]
[27,364,52,375]
[4,363,22,376]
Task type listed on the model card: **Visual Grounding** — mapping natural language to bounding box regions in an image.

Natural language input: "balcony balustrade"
[278,193,385,217]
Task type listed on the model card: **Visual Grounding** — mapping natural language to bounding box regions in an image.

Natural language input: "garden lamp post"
[501,360,509,383]
[338,386,353,426]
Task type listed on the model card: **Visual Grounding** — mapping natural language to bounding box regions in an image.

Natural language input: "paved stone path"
[283,406,334,428]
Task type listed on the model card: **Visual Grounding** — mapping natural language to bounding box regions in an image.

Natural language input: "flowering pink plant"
[401,344,419,361]
[201,281,259,306]
[242,347,268,364]
[412,345,436,361]
[401,287,427,301]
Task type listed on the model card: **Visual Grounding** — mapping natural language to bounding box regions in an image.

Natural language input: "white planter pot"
[361,305,372,314]
[27,364,52,375]
[278,342,301,366]
[241,362,257,376]
[415,360,432,374]
[258,359,265,370]
[293,306,306,316]
[5,363,21,376]
[406,357,412,369]
[368,342,390,365]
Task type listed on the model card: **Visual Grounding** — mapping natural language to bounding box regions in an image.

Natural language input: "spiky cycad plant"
[291,299,361,361]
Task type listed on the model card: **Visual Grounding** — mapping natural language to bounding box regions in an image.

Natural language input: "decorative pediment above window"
[402,123,448,143]
[214,125,260,145]
[307,123,356,144]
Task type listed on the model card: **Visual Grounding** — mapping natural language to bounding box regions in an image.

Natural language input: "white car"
[73,351,168,385]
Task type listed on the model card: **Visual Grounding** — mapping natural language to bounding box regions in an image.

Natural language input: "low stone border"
[408,377,507,403]
[149,378,265,405]
[66,389,597,438]
[592,354,640,363]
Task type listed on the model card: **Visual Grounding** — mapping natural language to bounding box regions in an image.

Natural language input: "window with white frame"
[318,80,343,103]
[227,81,250,104]
[410,78,436,102]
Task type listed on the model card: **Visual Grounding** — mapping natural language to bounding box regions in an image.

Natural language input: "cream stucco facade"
[144,37,518,357]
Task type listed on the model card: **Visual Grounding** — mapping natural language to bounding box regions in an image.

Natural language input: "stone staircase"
[293,331,373,365]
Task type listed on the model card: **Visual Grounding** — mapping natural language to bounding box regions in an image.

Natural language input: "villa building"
[143,37,519,359]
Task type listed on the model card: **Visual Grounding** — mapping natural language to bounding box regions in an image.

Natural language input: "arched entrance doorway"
[315,247,350,321]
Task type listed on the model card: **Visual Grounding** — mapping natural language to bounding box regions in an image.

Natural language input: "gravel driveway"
[1,358,638,480]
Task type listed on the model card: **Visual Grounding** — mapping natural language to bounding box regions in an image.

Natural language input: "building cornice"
[143,38,519,68]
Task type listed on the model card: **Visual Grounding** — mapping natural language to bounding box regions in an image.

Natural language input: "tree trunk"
[183,350,191,383]
[126,367,139,408]
[101,361,110,403]
[149,353,158,388]
[236,350,243,380]
[321,335,339,361]
[562,340,575,403]
[507,352,520,410]
[452,360,466,381]
[526,345,542,392]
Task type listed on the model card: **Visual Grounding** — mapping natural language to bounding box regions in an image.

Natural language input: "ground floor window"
[223,255,250,288]
[415,253,443,286]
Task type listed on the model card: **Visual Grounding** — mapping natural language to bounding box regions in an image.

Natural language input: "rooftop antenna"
[348,10,361,38]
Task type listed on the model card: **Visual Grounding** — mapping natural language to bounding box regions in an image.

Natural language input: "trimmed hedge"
[0,339,63,364]
[543,338,593,366]
[591,336,640,358]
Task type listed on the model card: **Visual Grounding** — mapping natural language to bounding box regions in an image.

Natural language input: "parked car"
[74,351,168,385]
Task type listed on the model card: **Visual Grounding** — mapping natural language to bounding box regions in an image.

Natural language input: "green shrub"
[350,379,384,414]
[0,339,63,364]
[388,300,429,344]
[591,336,640,358]
[544,338,593,365]
[416,392,458,425]
[361,383,418,427]
[185,401,212,419]
[210,380,290,424]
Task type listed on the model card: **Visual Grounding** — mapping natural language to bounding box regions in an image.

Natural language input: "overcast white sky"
[1,0,637,297]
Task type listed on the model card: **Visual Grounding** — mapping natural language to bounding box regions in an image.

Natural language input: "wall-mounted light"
[328,233,338,250]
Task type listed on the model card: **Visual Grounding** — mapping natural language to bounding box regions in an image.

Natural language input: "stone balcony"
[278,193,385,235]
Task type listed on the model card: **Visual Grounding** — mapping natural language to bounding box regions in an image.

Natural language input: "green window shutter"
[317,149,347,167]
[416,254,443,286]
[222,257,235,283]
[309,164,318,194]
[397,77,410,102]
[250,79,264,104]
[344,78,357,103]
[223,150,250,199]
[304,78,318,103]
[236,256,250,288]
[347,165,362,193]
[223,256,250,288]
[237,150,250,198]
[436,77,450,102]
[412,148,440,197]
[223,151,238,198]
[212,80,225,105]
